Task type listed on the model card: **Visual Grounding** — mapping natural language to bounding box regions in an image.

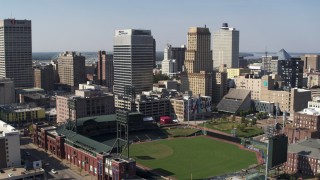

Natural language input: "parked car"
[51,169,57,174]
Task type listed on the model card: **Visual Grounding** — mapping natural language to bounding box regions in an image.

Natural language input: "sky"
[1,0,319,53]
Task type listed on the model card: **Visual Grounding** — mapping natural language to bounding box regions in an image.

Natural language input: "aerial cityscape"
[1,0,320,180]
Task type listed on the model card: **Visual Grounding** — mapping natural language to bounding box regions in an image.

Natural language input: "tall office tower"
[213,23,240,68]
[162,44,177,77]
[34,64,54,91]
[57,51,86,91]
[300,54,320,73]
[97,51,113,90]
[171,45,186,72]
[277,49,304,89]
[113,29,154,95]
[153,38,156,68]
[0,19,33,88]
[181,27,213,97]
[50,59,59,84]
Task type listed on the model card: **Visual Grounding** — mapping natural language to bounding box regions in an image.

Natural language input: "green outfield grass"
[130,136,257,179]
[162,127,200,137]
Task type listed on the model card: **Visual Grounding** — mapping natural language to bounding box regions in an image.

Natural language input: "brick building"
[285,108,320,144]
[286,139,320,176]
[32,120,137,179]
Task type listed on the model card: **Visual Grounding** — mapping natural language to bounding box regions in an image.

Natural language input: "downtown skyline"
[1,0,319,53]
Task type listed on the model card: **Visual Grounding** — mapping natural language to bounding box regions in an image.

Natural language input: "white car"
[51,169,57,174]
[8,173,14,177]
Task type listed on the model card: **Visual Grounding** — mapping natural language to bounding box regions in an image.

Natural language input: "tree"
[251,119,257,126]
[241,117,246,124]
[153,74,170,83]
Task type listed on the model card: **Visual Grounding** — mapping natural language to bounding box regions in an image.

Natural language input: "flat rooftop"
[0,120,18,134]
[0,167,45,179]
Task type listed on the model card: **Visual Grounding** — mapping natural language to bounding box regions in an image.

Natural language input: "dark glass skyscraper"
[0,19,33,88]
[113,29,154,95]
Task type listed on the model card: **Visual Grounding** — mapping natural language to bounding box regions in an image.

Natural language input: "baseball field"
[130,136,258,179]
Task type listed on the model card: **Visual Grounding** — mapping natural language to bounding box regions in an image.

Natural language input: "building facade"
[162,60,177,77]
[57,51,86,91]
[181,27,213,97]
[34,64,54,91]
[0,105,45,123]
[307,73,320,88]
[301,54,320,73]
[227,68,250,79]
[286,139,320,177]
[0,19,33,88]
[0,120,21,168]
[113,29,154,95]
[212,71,227,103]
[213,23,240,68]
[56,83,115,123]
[277,49,304,89]
[0,78,15,104]
[97,51,113,91]
[171,45,186,72]
[115,94,171,121]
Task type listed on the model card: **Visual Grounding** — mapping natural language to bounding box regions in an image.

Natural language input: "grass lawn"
[162,127,200,137]
[202,121,264,138]
[130,136,257,179]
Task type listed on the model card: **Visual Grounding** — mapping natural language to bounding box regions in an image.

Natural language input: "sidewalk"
[27,141,96,180]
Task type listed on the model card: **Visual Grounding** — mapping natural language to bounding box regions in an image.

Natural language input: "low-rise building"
[261,88,311,114]
[253,100,274,114]
[56,82,115,124]
[0,78,15,105]
[212,71,228,104]
[227,68,250,79]
[116,94,171,121]
[32,120,138,179]
[170,95,212,122]
[286,139,320,176]
[285,108,320,144]
[0,167,45,180]
[0,120,21,168]
[307,72,320,88]
[216,88,251,114]
[0,104,45,123]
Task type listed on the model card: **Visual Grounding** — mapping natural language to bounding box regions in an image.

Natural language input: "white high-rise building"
[113,29,154,95]
[0,19,33,88]
[0,120,21,168]
[162,44,177,77]
[213,23,239,68]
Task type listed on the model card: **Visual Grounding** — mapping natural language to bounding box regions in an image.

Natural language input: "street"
[20,137,94,180]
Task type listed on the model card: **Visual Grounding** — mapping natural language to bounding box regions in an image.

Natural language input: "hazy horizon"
[2,0,320,52]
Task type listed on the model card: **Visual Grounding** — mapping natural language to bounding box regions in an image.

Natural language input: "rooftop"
[0,167,45,180]
[288,138,320,159]
[277,49,291,60]
[0,120,18,135]
[56,124,113,154]
[76,114,117,127]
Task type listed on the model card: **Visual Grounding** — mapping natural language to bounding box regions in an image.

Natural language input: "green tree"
[241,117,246,124]
[153,74,170,83]
[251,119,257,126]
